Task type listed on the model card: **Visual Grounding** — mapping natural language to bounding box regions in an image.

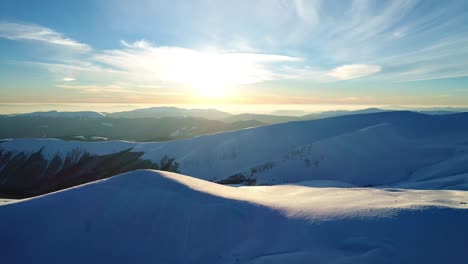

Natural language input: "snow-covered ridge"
[0,170,467,263]
[2,111,468,189]
[0,138,134,160]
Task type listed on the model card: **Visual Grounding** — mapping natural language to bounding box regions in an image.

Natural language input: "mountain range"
[2,110,468,198]
[2,107,465,144]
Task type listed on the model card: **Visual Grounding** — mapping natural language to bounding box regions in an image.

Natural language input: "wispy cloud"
[293,0,321,25]
[0,22,90,51]
[4,0,468,107]
[94,40,302,86]
[54,83,193,103]
[284,0,468,82]
[56,83,161,94]
[29,38,385,89]
[370,36,468,81]
[328,64,382,80]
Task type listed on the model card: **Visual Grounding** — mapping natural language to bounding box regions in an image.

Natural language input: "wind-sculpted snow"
[1,111,468,194]
[0,170,467,263]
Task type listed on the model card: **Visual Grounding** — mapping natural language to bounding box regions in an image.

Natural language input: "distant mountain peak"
[109,106,232,119]
[16,111,106,118]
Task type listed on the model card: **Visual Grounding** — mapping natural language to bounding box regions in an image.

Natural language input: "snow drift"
[0,170,467,264]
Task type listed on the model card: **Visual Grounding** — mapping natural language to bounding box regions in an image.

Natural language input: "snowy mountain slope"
[0,138,134,160]
[2,111,468,196]
[0,139,181,198]
[134,111,456,180]
[241,123,453,186]
[419,110,461,115]
[0,170,467,264]
[223,113,300,124]
[301,107,388,120]
[0,112,399,182]
[15,110,106,118]
[270,109,309,116]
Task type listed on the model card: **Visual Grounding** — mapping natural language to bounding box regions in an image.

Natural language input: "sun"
[188,54,237,99]
[188,71,234,99]
[193,83,231,99]
[170,52,245,99]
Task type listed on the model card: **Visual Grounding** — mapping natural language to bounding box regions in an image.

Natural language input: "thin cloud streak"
[328,64,382,80]
[0,22,90,51]
[56,83,184,96]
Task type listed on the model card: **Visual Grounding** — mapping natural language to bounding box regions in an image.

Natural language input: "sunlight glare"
[167,52,258,99]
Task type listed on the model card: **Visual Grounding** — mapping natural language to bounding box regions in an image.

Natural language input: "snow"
[2,111,468,262]
[394,172,468,190]
[250,123,452,186]
[1,111,468,189]
[170,128,182,137]
[128,112,468,186]
[90,136,109,141]
[0,170,467,263]
[0,198,15,204]
[170,126,197,137]
[101,122,113,127]
[0,138,134,160]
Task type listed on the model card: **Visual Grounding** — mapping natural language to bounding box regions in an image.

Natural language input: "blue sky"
[1,0,468,106]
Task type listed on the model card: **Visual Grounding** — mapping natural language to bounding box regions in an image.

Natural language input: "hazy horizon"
[2,102,468,115]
